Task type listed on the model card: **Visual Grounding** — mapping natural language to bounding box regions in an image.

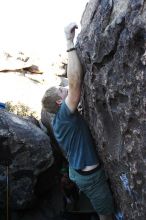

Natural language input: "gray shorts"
[69,166,114,215]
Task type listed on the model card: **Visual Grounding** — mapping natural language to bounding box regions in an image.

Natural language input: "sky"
[0,0,88,63]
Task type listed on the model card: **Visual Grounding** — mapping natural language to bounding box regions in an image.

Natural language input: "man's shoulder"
[53,101,79,127]
[57,101,76,119]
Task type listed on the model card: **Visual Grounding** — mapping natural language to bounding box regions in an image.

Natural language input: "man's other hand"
[64,22,78,41]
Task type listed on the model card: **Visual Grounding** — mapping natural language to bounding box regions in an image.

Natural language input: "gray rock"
[77,0,146,219]
[58,77,68,87]
[41,107,54,135]
[0,109,54,209]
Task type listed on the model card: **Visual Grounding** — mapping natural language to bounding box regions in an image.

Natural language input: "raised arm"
[64,23,83,112]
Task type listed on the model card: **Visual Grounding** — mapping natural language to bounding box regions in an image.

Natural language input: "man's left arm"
[64,23,83,113]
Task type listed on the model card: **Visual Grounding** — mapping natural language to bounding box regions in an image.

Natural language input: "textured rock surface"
[77,0,146,219]
[0,109,54,209]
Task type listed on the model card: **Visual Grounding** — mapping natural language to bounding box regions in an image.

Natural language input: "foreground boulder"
[0,109,54,209]
[77,0,146,219]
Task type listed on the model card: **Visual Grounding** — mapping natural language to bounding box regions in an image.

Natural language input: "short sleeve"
[57,101,77,122]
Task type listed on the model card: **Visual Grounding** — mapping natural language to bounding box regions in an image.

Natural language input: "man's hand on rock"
[64,22,78,41]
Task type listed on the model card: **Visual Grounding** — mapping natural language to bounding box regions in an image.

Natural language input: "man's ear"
[56,99,63,105]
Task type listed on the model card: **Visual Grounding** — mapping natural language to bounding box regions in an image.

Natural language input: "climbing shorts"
[69,166,114,215]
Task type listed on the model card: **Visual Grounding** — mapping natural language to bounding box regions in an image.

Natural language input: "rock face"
[77,0,146,219]
[0,109,54,209]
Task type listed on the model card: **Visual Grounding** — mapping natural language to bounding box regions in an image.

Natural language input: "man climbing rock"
[42,22,114,220]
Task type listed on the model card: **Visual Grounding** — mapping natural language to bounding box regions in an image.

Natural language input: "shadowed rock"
[0,109,54,210]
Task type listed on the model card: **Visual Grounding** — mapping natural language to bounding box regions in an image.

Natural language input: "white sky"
[0,0,88,62]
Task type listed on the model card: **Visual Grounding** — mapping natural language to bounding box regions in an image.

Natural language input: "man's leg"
[80,169,114,219]
[99,214,114,220]
[69,167,115,219]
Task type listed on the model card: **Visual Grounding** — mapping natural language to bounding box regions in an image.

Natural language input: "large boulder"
[77,0,146,219]
[0,109,54,209]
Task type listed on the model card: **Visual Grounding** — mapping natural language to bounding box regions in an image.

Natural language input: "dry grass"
[6,101,38,118]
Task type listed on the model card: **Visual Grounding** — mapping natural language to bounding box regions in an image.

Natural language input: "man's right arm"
[64,23,83,113]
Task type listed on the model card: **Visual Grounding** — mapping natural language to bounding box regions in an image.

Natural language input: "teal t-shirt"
[52,101,99,170]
